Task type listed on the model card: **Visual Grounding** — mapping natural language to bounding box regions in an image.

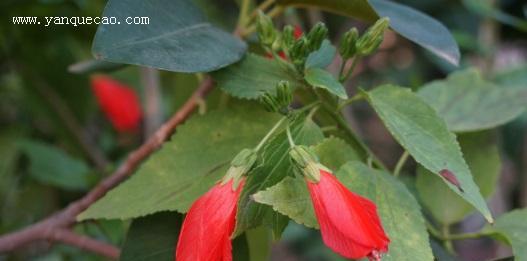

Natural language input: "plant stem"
[337,93,364,110]
[254,117,287,152]
[393,151,409,177]
[237,0,251,30]
[339,56,361,82]
[442,224,455,253]
[250,0,275,20]
[286,124,295,147]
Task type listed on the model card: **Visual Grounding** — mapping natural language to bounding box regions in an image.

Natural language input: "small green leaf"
[416,131,500,225]
[18,140,92,190]
[304,68,348,99]
[78,106,279,220]
[212,53,304,99]
[488,209,527,261]
[92,0,246,73]
[234,118,324,236]
[364,85,493,223]
[305,40,336,69]
[120,212,182,261]
[418,68,526,132]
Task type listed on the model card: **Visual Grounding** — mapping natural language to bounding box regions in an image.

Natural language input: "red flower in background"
[175,179,245,261]
[306,169,389,260]
[91,75,142,132]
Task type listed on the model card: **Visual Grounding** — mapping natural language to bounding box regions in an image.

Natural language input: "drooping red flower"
[91,75,142,132]
[306,169,389,260]
[175,179,244,261]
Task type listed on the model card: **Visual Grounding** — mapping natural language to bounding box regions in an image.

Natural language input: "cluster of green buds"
[259,80,293,115]
[289,145,324,182]
[221,148,257,189]
[339,17,390,59]
[256,11,277,49]
[289,22,328,70]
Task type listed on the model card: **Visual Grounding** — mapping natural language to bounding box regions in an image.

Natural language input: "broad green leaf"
[212,53,304,99]
[92,0,246,73]
[488,209,527,261]
[418,68,526,132]
[364,85,493,223]
[246,227,271,261]
[304,68,348,99]
[278,0,460,65]
[120,212,182,261]
[18,140,92,190]
[494,65,527,90]
[78,107,279,220]
[253,137,360,229]
[416,131,500,225]
[234,118,324,236]
[338,162,433,261]
[305,40,336,69]
[462,0,527,32]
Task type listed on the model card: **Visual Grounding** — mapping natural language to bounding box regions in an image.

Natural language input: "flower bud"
[306,22,328,51]
[222,148,257,189]
[289,145,322,182]
[356,17,390,56]
[339,28,359,60]
[256,11,277,48]
[289,37,309,69]
[281,25,296,51]
[259,81,292,114]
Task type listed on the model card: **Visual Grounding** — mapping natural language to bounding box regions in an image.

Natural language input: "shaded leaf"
[304,68,348,99]
[212,53,304,99]
[416,131,500,225]
[93,0,246,73]
[305,40,337,69]
[488,209,527,261]
[418,68,526,132]
[78,106,279,220]
[364,85,493,223]
[277,0,377,21]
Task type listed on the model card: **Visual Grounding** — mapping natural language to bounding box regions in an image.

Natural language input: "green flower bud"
[259,81,292,114]
[306,22,328,51]
[356,17,390,56]
[281,25,296,51]
[256,11,277,47]
[289,37,309,69]
[339,28,359,60]
[222,148,257,189]
[289,145,322,182]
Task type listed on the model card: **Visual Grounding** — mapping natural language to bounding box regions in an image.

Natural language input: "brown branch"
[0,77,215,257]
[50,229,120,259]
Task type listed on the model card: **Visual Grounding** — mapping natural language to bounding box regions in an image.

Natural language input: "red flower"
[175,179,244,261]
[91,75,142,132]
[306,169,389,260]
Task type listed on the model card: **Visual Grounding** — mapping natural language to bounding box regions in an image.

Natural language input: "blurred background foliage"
[0,0,526,260]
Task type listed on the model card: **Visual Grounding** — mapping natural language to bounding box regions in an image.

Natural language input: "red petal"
[293,25,303,39]
[91,75,142,132]
[175,179,244,261]
[307,170,389,259]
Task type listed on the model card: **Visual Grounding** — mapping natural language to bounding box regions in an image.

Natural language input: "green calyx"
[259,81,292,114]
[222,148,257,189]
[306,22,328,51]
[339,28,359,60]
[356,17,390,56]
[289,145,322,183]
[256,11,277,48]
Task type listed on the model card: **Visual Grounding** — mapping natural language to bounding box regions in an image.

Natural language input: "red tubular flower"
[306,169,390,260]
[90,75,142,132]
[175,179,244,261]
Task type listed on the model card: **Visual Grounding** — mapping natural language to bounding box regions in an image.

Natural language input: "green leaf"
[78,106,279,220]
[234,118,324,236]
[364,85,493,223]
[304,68,348,99]
[313,137,361,170]
[92,0,246,73]
[489,209,527,261]
[368,0,460,66]
[212,53,304,99]
[416,131,500,225]
[120,212,182,261]
[277,0,460,65]
[305,40,336,69]
[337,162,433,261]
[18,140,92,191]
[418,68,526,132]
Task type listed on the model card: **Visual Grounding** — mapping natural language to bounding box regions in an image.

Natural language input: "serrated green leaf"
[212,53,304,99]
[337,162,433,261]
[304,68,348,99]
[313,137,361,170]
[416,131,500,225]
[418,68,526,132]
[364,85,493,223]
[305,40,336,69]
[120,212,181,261]
[488,209,527,261]
[234,118,324,236]
[92,0,246,73]
[78,107,279,221]
[277,0,460,65]
[18,140,92,191]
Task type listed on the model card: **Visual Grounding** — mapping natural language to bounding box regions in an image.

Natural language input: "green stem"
[337,93,364,110]
[442,224,455,253]
[393,151,409,177]
[254,117,287,152]
[338,58,348,81]
[286,124,295,147]
[237,0,251,29]
[426,221,492,241]
[339,56,361,82]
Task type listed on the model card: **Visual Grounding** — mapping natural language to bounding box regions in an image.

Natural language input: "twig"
[50,229,120,259]
[141,67,162,137]
[393,150,409,177]
[0,77,215,257]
